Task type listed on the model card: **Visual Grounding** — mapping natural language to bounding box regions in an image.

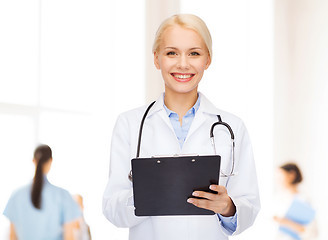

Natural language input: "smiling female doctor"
[102,14,260,240]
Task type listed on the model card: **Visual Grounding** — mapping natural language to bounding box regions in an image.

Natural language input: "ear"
[205,54,211,70]
[154,52,160,70]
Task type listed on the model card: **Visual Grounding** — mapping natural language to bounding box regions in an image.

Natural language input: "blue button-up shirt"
[164,95,237,233]
[164,96,200,148]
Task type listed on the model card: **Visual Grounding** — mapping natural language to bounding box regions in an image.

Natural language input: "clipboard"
[279,198,316,239]
[131,155,221,216]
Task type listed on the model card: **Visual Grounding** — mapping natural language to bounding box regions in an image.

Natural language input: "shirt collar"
[163,94,200,117]
[146,92,221,118]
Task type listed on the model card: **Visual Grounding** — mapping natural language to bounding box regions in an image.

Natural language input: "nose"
[177,54,190,69]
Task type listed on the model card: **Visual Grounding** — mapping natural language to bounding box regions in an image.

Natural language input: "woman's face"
[277,168,295,188]
[154,25,211,96]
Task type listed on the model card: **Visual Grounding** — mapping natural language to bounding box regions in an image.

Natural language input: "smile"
[171,73,195,82]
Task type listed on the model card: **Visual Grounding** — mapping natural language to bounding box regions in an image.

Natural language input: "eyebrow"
[164,47,203,50]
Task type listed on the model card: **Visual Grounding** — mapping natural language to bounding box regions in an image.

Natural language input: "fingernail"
[187,198,193,203]
[192,192,199,196]
[209,185,215,190]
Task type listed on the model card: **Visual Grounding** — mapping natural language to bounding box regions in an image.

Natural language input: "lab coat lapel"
[147,93,176,134]
[186,92,220,142]
[186,109,206,143]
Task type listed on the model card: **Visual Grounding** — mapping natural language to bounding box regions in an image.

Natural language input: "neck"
[164,89,198,122]
[287,184,298,194]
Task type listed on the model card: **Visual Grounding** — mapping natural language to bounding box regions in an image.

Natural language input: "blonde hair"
[152,14,212,59]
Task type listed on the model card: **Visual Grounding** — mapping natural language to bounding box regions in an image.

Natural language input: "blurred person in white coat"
[103,14,260,240]
[273,163,318,240]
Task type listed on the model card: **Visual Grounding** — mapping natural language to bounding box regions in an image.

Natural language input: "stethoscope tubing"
[136,101,156,158]
[210,115,235,177]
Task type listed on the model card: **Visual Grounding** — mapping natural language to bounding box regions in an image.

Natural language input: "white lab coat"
[103,92,260,240]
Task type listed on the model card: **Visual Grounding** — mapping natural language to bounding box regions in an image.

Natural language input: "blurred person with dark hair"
[273,162,318,240]
[3,144,81,240]
[72,194,92,240]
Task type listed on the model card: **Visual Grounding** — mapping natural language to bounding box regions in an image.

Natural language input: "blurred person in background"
[72,194,92,240]
[273,162,318,240]
[3,144,81,240]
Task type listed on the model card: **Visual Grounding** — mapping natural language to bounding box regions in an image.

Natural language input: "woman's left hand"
[187,185,236,217]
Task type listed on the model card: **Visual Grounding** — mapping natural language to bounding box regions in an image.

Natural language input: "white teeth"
[173,74,193,79]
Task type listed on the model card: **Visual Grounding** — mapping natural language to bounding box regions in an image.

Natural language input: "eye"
[166,51,177,56]
[190,52,200,56]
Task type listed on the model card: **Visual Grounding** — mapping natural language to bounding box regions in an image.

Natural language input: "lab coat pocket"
[219,175,236,188]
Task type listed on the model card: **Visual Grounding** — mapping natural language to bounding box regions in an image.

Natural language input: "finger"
[187,198,215,211]
[209,185,227,194]
[192,191,219,201]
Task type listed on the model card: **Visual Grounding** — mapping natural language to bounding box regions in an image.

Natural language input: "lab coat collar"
[146,92,220,118]
[146,93,165,117]
[197,92,221,116]
[146,93,176,138]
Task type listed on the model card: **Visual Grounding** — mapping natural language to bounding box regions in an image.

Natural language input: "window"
[0,0,145,239]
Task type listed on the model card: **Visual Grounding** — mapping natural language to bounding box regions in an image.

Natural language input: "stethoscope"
[128,101,236,182]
